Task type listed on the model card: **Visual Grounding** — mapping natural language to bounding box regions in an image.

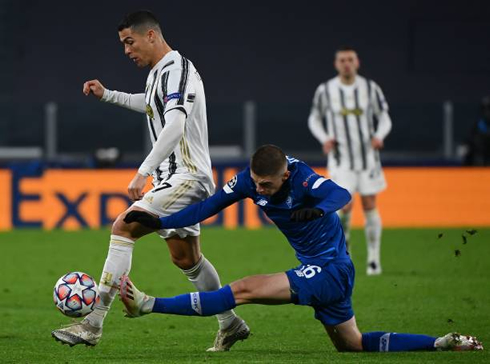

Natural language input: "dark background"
[1,0,489,161]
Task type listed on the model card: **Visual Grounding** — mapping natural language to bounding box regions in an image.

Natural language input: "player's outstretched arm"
[124,188,242,229]
[83,78,146,113]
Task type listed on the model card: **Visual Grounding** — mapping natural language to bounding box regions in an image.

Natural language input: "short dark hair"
[335,46,358,57]
[118,10,162,34]
[251,145,287,176]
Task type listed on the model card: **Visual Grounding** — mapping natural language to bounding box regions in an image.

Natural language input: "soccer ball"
[53,272,100,318]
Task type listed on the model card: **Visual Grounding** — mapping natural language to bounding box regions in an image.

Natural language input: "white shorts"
[329,166,387,196]
[133,175,208,239]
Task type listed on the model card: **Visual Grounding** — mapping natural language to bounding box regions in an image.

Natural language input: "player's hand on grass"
[124,211,162,229]
[290,208,324,222]
[128,173,147,201]
[83,79,106,99]
[322,139,337,155]
[371,137,384,150]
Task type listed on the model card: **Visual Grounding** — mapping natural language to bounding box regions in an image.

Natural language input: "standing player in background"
[308,46,392,275]
[120,145,482,353]
[52,10,249,351]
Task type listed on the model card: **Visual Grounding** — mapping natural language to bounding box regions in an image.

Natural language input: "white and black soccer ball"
[53,272,100,318]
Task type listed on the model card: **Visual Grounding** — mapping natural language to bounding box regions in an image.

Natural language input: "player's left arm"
[308,176,351,214]
[371,82,392,149]
[128,69,196,201]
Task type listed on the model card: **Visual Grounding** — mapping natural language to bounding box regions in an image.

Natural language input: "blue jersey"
[159,157,352,265]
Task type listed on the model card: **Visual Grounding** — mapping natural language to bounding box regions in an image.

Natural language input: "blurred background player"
[308,46,392,275]
[120,144,483,353]
[51,10,248,351]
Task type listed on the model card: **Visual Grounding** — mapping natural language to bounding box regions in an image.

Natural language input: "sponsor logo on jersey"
[256,199,268,206]
[164,92,181,103]
[340,107,363,116]
[187,93,196,103]
[146,104,154,119]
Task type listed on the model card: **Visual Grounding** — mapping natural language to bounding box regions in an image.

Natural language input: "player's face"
[334,51,359,78]
[250,170,290,197]
[119,27,155,68]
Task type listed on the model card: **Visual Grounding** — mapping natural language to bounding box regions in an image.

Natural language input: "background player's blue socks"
[362,332,436,351]
[152,285,236,316]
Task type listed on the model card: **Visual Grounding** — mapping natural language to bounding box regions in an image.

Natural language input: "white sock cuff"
[182,255,205,278]
[110,234,135,249]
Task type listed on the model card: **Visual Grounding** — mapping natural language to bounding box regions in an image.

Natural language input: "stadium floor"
[1,227,488,363]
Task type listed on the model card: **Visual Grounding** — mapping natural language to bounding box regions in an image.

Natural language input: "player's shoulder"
[315,77,337,92]
[223,167,253,195]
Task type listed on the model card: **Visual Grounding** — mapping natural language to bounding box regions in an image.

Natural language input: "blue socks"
[152,285,236,316]
[362,332,436,352]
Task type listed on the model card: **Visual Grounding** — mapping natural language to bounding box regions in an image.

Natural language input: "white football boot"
[119,275,154,318]
[51,319,102,346]
[435,332,483,351]
[207,316,251,352]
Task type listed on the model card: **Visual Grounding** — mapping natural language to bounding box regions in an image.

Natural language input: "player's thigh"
[324,315,363,352]
[165,234,201,270]
[135,175,207,237]
[112,206,157,240]
[359,168,386,196]
[230,273,292,305]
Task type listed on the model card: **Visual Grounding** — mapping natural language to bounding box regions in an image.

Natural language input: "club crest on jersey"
[146,104,154,119]
[340,107,363,116]
[164,92,181,103]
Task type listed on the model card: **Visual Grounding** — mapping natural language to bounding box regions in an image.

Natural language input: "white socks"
[86,235,134,328]
[364,209,382,265]
[182,255,236,330]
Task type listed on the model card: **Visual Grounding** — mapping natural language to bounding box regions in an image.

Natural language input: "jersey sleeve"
[101,90,146,113]
[301,166,351,214]
[308,83,331,144]
[159,170,249,228]
[371,81,392,141]
[162,61,196,117]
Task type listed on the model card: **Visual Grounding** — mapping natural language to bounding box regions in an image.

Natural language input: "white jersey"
[102,50,215,195]
[308,75,392,171]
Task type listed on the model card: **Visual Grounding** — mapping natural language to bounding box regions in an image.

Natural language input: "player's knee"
[112,212,140,240]
[171,254,199,270]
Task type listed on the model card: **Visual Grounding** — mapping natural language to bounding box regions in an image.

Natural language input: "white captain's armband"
[223,175,238,194]
[312,177,327,190]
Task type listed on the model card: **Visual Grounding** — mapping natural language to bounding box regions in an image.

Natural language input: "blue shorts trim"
[286,258,355,326]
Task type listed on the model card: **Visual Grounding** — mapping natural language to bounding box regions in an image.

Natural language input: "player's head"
[250,145,290,196]
[118,10,164,68]
[334,46,360,80]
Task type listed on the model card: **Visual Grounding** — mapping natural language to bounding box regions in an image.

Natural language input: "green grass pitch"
[0,227,489,363]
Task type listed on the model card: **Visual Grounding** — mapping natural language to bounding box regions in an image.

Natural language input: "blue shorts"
[285,258,355,326]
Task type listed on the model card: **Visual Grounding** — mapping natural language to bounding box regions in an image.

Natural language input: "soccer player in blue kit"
[121,145,483,352]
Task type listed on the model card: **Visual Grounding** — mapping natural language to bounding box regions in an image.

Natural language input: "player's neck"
[150,41,173,68]
[339,75,356,85]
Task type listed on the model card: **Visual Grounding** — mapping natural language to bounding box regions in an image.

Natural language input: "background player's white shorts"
[133,175,208,239]
[329,166,387,196]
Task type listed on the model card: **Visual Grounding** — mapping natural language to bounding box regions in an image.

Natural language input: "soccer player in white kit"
[308,46,392,275]
[52,10,249,351]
